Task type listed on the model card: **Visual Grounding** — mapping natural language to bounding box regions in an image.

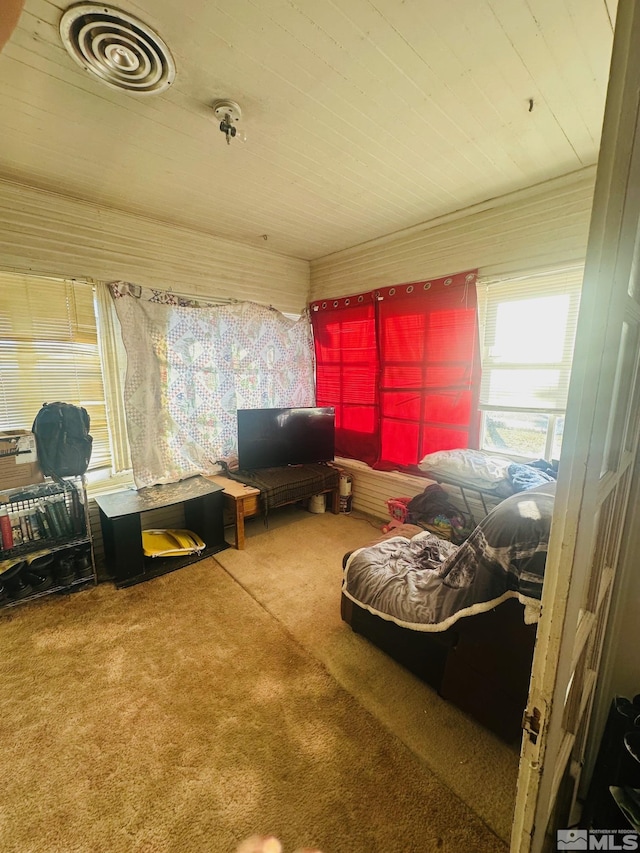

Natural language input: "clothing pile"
[405,484,470,544]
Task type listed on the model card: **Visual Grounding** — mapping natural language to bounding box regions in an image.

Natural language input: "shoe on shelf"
[6,577,34,599]
[53,555,76,587]
[610,786,640,831]
[625,731,640,764]
[615,696,640,720]
[27,553,54,573]
[21,568,52,593]
[1,560,33,600]
[73,546,92,578]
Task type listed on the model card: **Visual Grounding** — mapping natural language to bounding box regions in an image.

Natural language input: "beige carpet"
[214,506,521,843]
[0,548,507,853]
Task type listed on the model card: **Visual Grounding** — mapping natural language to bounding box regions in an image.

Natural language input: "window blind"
[0,272,111,470]
[477,266,583,413]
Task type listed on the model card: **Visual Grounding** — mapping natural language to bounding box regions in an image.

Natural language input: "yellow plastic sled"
[142,528,206,558]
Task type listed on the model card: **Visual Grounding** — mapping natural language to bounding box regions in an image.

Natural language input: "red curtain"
[310,270,480,470]
[310,293,379,466]
[376,271,480,469]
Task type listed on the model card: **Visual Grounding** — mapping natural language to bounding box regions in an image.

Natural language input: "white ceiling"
[0,0,617,261]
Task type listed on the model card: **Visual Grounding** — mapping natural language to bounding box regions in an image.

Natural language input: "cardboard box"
[0,430,45,491]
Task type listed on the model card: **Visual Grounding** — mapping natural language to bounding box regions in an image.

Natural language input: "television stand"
[209,463,340,548]
[95,476,227,586]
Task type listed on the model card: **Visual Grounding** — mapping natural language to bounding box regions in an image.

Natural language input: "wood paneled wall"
[310,168,596,298]
[0,178,309,314]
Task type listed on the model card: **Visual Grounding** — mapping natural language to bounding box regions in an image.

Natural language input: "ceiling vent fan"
[59,3,175,95]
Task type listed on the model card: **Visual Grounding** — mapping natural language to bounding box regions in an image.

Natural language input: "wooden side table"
[204,475,260,550]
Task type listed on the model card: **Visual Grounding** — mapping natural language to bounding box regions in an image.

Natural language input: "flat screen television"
[237,406,335,470]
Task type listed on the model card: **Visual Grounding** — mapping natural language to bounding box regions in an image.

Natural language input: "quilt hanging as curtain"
[310,270,480,470]
[111,283,315,488]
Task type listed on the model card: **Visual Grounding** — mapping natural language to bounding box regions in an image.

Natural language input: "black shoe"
[610,786,640,831]
[615,696,639,720]
[22,568,53,592]
[53,555,76,586]
[625,731,640,764]
[4,574,34,600]
[28,553,54,573]
[2,561,33,599]
[73,546,92,579]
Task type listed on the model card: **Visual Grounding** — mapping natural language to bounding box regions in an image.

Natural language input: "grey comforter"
[343,481,555,632]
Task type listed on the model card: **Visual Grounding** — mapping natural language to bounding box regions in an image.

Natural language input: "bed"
[341,477,556,742]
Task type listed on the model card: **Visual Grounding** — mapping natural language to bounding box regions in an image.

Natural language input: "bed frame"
[341,526,537,743]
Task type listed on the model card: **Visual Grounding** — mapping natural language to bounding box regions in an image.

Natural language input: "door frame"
[511,1,640,848]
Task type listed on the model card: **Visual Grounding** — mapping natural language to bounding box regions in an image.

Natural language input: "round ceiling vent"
[59,4,176,95]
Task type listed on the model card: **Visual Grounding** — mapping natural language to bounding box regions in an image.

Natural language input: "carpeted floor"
[0,509,512,853]
[214,506,521,843]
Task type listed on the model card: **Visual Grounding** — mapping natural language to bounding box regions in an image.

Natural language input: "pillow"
[417,448,513,490]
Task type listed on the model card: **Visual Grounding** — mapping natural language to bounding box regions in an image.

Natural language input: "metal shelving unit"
[0,476,96,609]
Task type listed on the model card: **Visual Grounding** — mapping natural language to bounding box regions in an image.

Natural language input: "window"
[477,266,583,460]
[0,272,117,476]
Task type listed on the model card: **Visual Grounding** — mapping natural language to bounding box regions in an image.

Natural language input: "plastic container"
[308,494,326,513]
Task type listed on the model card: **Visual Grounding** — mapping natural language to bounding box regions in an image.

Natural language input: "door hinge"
[523,705,542,744]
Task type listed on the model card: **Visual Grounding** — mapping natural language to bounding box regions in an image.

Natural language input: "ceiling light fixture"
[212,99,245,145]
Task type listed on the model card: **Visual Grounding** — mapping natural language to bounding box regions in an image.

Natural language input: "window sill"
[85,468,135,498]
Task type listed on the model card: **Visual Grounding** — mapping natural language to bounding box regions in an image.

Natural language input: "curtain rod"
[106,280,237,306]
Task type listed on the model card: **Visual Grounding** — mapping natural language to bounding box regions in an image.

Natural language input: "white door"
[511,1,640,849]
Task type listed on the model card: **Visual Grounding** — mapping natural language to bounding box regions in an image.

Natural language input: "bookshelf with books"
[0,476,95,608]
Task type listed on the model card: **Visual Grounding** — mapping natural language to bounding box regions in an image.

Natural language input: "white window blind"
[0,272,111,470]
[477,266,583,413]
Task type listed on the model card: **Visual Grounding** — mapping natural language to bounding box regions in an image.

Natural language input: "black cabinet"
[95,475,227,588]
